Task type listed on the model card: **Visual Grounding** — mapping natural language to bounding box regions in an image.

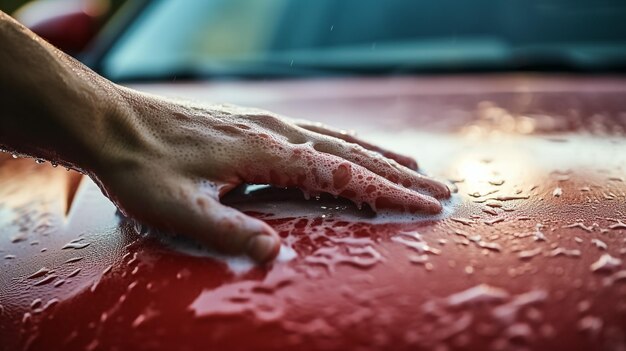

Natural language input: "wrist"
[81,85,158,178]
[53,77,126,174]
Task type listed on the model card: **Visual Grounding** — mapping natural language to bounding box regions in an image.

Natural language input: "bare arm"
[0,11,120,168]
[0,11,450,263]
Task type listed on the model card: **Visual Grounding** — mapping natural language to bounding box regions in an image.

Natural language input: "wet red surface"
[1,75,626,351]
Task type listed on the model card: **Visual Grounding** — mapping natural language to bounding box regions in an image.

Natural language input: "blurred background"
[0,0,124,16]
[0,0,124,55]
[1,0,49,13]
[2,0,626,82]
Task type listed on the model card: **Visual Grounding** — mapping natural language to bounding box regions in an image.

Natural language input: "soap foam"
[133,221,297,275]
[232,185,459,225]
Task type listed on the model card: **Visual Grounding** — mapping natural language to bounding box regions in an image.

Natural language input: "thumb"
[142,187,281,263]
[191,196,281,263]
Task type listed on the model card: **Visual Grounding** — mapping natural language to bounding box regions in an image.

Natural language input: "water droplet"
[602,192,615,200]
[484,217,504,226]
[577,300,592,313]
[492,289,548,324]
[33,274,58,286]
[549,247,581,258]
[577,315,603,338]
[590,254,622,272]
[591,238,608,250]
[328,236,372,246]
[62,241,90,250]
[65,256,84,263]
[305,245,384,273]
[409,254,429,265]
[446,284,510,307]
[491,195,530,201]
[609,220,626,230]
[30,298,42,309]
[534,224,547,241]
[189,267,295,322]
[489,179,505,186]
[132,314,147,328]
[90,279,100,293]
[392,231,440,255]
[41,298,59,312]
[451,217,474,226]
[518,247,542,260]
[431,313,473,340]
[486,201,502,208]
[482,207,498,216]
[603,269,626,286]
[505,322,534,343]
[477,241,502,252]
[563,222,594,232]
[27,267,50,279]
[10,231,27,243]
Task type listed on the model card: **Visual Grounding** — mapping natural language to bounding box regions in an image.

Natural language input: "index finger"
[294,121,419,170]
[239,146,443,214]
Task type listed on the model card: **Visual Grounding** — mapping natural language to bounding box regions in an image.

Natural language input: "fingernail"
[246,235,278,263]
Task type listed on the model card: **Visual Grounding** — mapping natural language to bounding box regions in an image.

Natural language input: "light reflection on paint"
[449,150,537,199]
[461,101,538,140]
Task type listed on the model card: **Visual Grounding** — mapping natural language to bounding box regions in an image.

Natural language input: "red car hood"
[1,75,626,351]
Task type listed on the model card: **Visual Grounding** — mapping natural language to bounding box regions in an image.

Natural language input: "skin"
[0,11,450,263]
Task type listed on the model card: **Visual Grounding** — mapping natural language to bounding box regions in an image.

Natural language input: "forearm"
[0,11,125,171]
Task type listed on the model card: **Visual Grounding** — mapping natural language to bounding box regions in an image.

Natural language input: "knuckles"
[245,113,285,128]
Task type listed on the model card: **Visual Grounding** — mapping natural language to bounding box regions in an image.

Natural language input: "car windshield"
[100,0,626,81]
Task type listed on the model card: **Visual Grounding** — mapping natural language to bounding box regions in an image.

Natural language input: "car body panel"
[1,75,626,351]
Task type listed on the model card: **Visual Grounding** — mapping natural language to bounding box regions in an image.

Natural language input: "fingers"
[240,147,443,214]
[140,181,280,263]
[258,117,448,199]
[294,120,419,170]
[309,135,450,200]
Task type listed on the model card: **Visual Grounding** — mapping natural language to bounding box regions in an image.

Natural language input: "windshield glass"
[101,0,626,81]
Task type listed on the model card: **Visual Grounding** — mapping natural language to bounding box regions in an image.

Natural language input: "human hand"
[89,88,450,263]
[0,10,448,263]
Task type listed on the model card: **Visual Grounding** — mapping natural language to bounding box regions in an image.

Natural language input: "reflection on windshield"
[101,0,626,81]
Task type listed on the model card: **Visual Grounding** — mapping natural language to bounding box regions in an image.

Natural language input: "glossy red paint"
[14,0,107,55]
[1,75,626,351]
